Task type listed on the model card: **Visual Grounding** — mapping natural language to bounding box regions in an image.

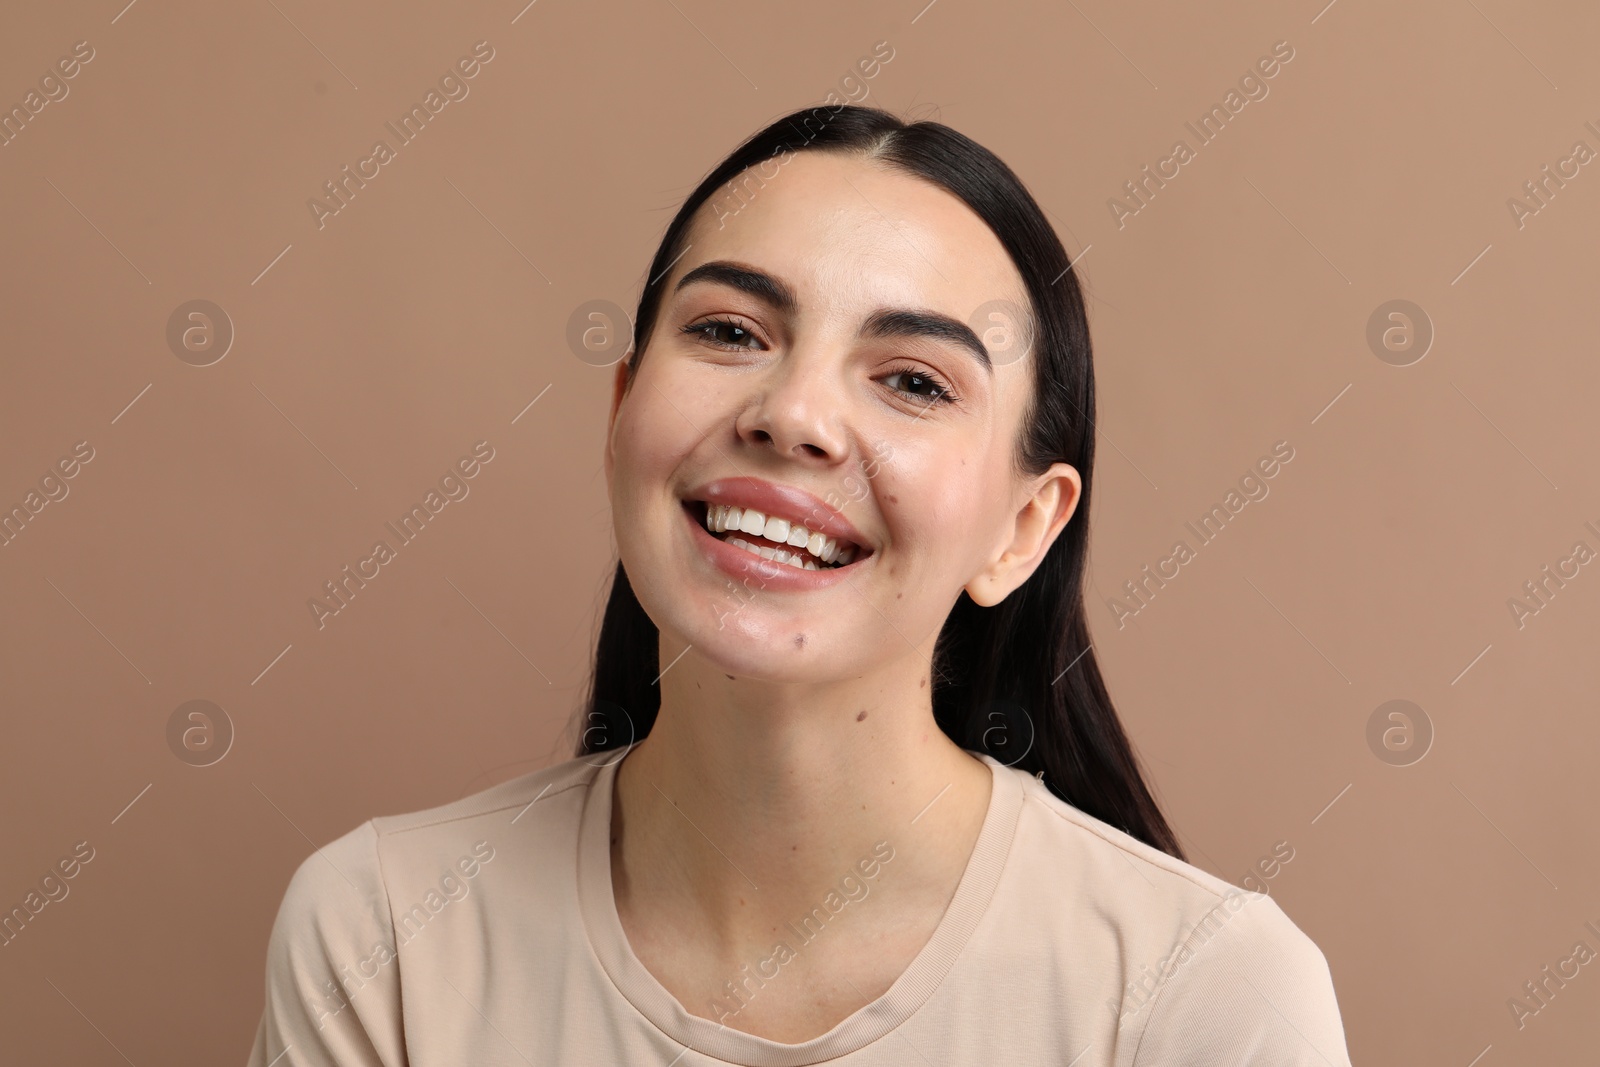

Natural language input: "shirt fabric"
[246,745,1354,1066]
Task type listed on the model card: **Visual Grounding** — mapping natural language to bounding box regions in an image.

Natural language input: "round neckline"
[575,744,1025,1066]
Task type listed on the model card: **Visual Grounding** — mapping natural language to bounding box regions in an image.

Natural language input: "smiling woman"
[246,104,1355,1067]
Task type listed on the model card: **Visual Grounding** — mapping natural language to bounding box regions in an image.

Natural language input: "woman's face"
[604,150,1080,683]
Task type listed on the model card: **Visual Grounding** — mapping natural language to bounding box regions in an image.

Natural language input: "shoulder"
[264,817,391,992]
[270,751,601,937]
[249,752,605,1066]
[1125,891,1352,1066]
[250,818,403,1066]
[1009,768,1251,921]
[368,746,600,843]
[272,751,598,923]
[1003,771,1352,1065]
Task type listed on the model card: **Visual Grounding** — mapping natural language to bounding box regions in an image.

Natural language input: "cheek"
[612,405,660,472]
[876,447,990,577]
[934,462,1020,578]
[613,373,695,481]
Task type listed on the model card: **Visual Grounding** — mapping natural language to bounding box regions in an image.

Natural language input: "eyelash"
[680,317,961,407]
[881,362,959,406]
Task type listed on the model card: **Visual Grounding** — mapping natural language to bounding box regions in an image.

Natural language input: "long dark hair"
[575,103,1185,860]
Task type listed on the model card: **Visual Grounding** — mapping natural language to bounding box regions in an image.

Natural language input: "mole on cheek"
[794,633,805,649]
[856,710,868,722]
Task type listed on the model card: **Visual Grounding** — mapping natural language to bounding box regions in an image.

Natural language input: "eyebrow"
[673,260,993,373]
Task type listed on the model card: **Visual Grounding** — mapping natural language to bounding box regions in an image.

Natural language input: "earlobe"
[965,570,1008,609]
[965,540,1027,608]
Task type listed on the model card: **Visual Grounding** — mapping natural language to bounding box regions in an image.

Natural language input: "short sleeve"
[1129,891,1353,1066]
[245,820,407,1067]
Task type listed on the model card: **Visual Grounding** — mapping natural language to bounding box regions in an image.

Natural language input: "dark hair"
[575,103,1185,860]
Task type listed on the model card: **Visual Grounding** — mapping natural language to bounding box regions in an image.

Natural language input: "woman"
[248,104,1354,1065]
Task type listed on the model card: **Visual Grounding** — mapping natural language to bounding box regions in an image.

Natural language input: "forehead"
[679,151,1026,322]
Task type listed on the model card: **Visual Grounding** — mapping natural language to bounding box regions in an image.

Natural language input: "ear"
[602,357,632,492]
[964,462,1082,608]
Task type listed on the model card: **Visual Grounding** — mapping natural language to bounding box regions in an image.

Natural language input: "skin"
[601,150,1082,1043]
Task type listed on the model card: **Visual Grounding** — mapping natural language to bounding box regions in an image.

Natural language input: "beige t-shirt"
[246,747,1353,1066]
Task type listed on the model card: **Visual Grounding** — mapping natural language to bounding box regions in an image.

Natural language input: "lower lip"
[681,501,868,591]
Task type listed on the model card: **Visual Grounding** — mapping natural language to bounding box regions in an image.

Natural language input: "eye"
[881,363,959,406]
[682,317,764,352]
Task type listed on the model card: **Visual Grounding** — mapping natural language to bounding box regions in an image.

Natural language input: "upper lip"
[684,476,872,553]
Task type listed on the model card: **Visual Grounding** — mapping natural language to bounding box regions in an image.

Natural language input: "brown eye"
[683,318,763,351]
[881,365,958,406]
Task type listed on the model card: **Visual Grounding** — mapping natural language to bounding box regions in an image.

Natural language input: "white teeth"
[702,503,857,568]
[726,536,820,569]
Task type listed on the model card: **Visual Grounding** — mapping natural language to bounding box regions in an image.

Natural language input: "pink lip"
[678,475,876,593]
[682,502,864,590]
[682,476,872,552]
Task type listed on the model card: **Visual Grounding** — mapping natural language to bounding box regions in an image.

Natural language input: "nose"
[734,349,848,463]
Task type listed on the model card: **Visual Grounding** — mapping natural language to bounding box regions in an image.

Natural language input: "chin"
[649,595,861,685]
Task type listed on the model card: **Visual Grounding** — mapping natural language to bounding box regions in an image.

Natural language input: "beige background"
[2,0,1597,1062]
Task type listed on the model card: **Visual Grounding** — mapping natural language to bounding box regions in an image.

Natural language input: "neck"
[610,633,993,958]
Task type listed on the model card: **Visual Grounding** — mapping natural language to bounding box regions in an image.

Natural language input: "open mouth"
[683,500,869,571]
